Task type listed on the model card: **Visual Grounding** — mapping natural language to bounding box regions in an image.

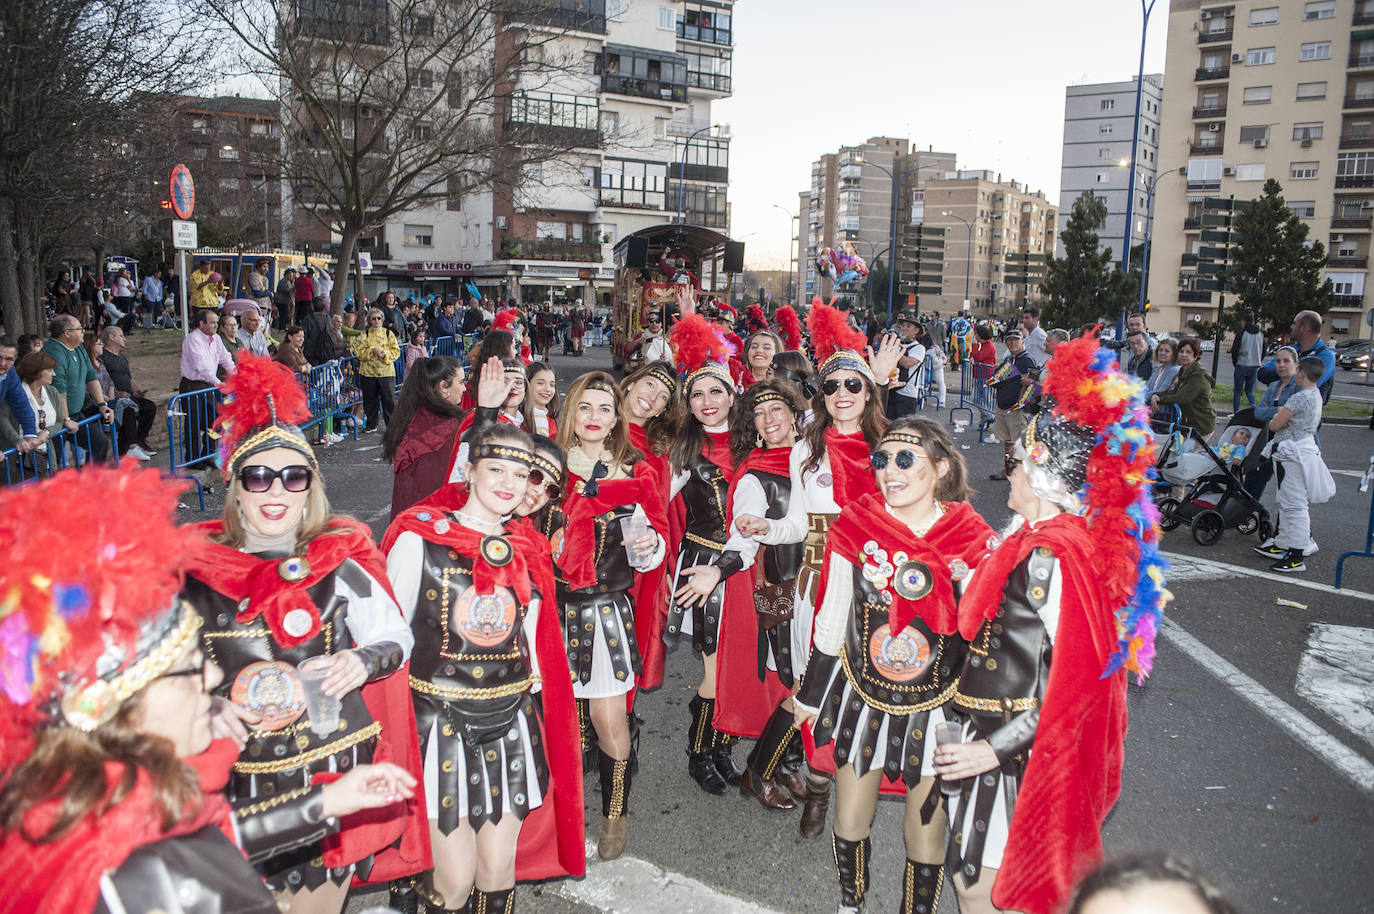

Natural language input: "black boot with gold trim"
[597,749,631,859]
[576,698,597,771]
[900,859,944,914]
[741,706,797,810]
[686,693,728,795]
[470,887,515,914]
[388,877,419,914]
[711,728,743,787]
[832,834,869,913]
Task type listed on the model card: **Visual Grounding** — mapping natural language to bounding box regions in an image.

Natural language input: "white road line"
[1297,624,1374,749]
[1160,618,1374,795]
[1160,550,1374,603]
[549,841,785,914]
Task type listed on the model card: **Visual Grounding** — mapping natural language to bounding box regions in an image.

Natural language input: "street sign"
[171,219,198,250]
[358,252,372,274]
[169,164,195,220]
[1366,307,1374,328]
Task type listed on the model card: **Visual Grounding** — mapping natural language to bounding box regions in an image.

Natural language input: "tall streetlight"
[1119,159,1178,317]
[676,123,722,225]
[1118,0,1159,336]
[772,203,798,306]
[941,210,974,309]
[855,156,943,325]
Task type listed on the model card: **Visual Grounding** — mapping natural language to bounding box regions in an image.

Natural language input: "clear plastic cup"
[619,513,649,565]
[297,657,340,738]
[933,720,965,797]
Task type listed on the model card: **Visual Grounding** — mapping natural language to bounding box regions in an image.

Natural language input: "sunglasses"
[870,449,927,471]
[161,654,209,689]
[821,377,864,396]
[239,464,313,493]
[528,467,562,500]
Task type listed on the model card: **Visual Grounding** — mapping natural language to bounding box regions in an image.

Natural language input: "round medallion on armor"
[417,512,432,521]
[454,585,518,647]
[231,660,306,730]
[868,624,933,682]
[282,607,316,638]
[950,559,970,581]
[549,527,566,560]
[277,555,311,582]
[434,518,451,534]
[892,560,934,600]
[480,535,513,567]
[818,473,833,487]
[863,540,879,556]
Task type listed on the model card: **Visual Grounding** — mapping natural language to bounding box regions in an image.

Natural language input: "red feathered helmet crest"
[493,307,520,333]
[745,303,768,334]
[806,297,872,380]
[0,467,200,766]
[774,305,803,351]
[669,312,733,393]
[213,355,318,479]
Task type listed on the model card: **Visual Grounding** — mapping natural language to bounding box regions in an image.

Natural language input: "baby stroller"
[1154,408,1273,546]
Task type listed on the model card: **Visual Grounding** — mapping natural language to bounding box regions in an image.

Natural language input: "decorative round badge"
[950,559,970,581]
[453,585,518,647]
[868,624,932,683]
[1027,442,1050,465]
[434,518,451,534]
[283,608,316,638]
[231,660,306,731]
[277,555,311,582]
[818,473,833,488]
[863,540,879,556]
[481,535,513,567]
[417,512,432,522]
[893,551,909,566]
[986,534,1002,552]
[549,527,566,560]
[892,560,934,600]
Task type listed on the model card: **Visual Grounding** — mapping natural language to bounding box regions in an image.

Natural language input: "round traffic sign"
[169,164,195,220]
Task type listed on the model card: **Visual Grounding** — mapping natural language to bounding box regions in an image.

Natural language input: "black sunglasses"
[162,653,209,689]
[821,377,864,396]
[870,449,926,471]
[239,464,313,493]
[528,467,562,500]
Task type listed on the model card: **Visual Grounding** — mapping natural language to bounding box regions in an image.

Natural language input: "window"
[1296,81,1327,100]
[218,146,238,160]
[219,177,240,190]
[217,117,239,135]
[600,110,618,134]
[408,14,434,35]
[606,0,623,20]
[1290,161,1320,179]
[1101,99,1115,110]
[1243,85,1272,104]
[1199,91,1221,109]
[446,176,463,212]
[1249,7,1279,25]
[507,91,600,131]
[679,4,732,45]
[1356,79,1374,101]
[1300,41,1331,61]
[411,123,433,141]
[404,224,434,247]
[1246,47,1276,66]
[681,44,732,92]
[536,221,566,240]
[600,158,668,209]
[1239,125,1270,143]
[1096,172,1110,183]
[657,6,675,29]
[190,116,211,135]
[1098,147,1113,159]
[1099,123,1113,135]
[1293,122,1324,140]
[1187,157,1224,186]
[1287,201,1317,218]
[415,68,434,89]
[190,145,208,159]
[1351,119,1373,138]
[1329,273,1364,295]
[1304,1,1335,19]
[1235,163,1266,181]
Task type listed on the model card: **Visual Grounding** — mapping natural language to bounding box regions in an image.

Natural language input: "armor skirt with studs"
[414,689,548,836]
[668,539,728,656]
[561,589,640,698]
[946,716,1016,888]
[807,656,953,789]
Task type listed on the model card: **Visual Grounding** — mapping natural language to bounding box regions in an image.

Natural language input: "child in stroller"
[1155,408,1273,546]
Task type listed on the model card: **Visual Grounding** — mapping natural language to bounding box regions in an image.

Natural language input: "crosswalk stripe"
[549,841,786,913]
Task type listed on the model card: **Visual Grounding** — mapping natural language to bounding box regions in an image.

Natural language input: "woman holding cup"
[548,371,667,860]
[792,417,992,914]
[181,356,426,914]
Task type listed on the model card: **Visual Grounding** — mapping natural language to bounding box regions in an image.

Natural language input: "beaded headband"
[472,443,533,466]
[529,452,561,481]
[685,362,734,394]
[881,431,925,449]
[504,363,525,375]
[647,365,678,396]
[752,390,785,406]
[586,378,618,396]
[227,423,318,474]
[817,349,874,382]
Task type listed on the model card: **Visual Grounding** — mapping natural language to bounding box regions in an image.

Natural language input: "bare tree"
[202,0,610,312]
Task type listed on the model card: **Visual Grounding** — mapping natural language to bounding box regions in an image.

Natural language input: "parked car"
[1338,341,1372,370]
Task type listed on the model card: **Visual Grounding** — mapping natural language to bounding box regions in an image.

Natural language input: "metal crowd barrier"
[166,386,224,510]
[297,357,361,440]
[1,414,120,486]
[949,361,998,442]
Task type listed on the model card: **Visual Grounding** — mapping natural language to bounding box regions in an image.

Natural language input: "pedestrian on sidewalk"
[988,329,1036,480]
[1231,313,1265,413]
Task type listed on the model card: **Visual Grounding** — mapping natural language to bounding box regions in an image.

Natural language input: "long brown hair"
[382,355,466,461]
[619,360,682,457]
[670,370,737,474]
[884,415,972,503]
[462,329,516,403]
[556,371,643,470]
[729,379,805,464]
[521,361,559,433]
[801,372,886,477]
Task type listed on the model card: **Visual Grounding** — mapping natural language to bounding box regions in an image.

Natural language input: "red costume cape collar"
[383,508,533,604]
[823,428,878,506]
[724,444,791,519]
[823,495,992,635]
[185,518,385,649]
[701,429,737,485]
[557,461,666,591]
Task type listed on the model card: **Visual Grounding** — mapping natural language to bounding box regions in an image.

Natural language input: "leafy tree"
[1039,190,1135,329]
[1223,178,1332,335]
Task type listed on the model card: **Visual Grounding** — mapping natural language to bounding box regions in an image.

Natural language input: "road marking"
[549,841,785,914]
[1160,618,1374,794]
[1160,550,1374,603]
[1297,624,1374,749]
[1331,469,1366,479]
[1160,552,1246,583]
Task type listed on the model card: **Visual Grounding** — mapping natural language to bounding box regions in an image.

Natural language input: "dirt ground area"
[121,330,189,450]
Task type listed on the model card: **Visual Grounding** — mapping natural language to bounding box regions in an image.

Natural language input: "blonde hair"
[215,471,341,551]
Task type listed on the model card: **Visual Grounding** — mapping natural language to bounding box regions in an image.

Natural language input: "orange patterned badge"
[231,660,307,731]
[453,585,518,648]
[868,625,932,683]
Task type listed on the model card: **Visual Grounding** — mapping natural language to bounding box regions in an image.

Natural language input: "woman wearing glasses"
[181,356,426,914]
[793,417,992,914]
[351,308,401,433]
[546,371,667,861]
[384,423,583,914]
[729,302,899,838]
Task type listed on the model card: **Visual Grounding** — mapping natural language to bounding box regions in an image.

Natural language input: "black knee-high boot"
[686,694,728,795]
[597,749,631,859]
[901,859,945,914]
[832,834,870,913]
[627,709,643,775]
[388,877,419,914]
[576,698,597,770]
[711,726,743,787]
[741,706,797,810]
[469,887,515,914]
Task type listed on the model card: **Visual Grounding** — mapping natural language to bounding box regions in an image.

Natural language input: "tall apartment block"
[1150,0,1374,337]
[1057,75,1164,259]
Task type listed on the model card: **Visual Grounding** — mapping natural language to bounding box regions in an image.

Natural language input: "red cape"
[184,520,430,883]
[802,498,991,794]
[556,460,668,592]
[957,514,1129,914]
[390,405,464,522]
[381,508,586,881]
[628,423,673,694]
[713,446,795,737]
[1,739,239,914]
[824,428,879,507]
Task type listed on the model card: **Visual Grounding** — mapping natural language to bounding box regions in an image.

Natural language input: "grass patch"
[1209,382,1369,420]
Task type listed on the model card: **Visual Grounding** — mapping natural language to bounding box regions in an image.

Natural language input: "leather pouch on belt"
[753,578,796,630]
[443,693,524,745]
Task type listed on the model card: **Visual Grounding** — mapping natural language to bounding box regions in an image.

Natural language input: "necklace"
[907,501,946,538]
[454,509,503,531]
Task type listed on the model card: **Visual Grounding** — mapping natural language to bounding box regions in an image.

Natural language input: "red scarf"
[723,444,791,522]
[702,429,737,486]
[2,739,240,914]
[823,495,992,634]
[383,508,534,605]
[627,424,673,693]
[823,427,878,506]
[557,461,667,591]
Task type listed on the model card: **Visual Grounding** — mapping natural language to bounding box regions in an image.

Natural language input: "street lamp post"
[772,203,798,306]
[1118,0,1159,338]
[941,210,974,310]
[856,156,943,326]
[676,123,721,225]
[1118,159,1177,319]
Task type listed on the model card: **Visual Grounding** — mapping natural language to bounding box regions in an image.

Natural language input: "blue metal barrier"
[1,415,119,486]
[298,358,360,440]
[949,362,998,441]
[166,386,223,510]
[431,335,463,358]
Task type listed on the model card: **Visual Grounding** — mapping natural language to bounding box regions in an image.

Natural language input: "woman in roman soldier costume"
[445,359,528,486]
[547,371,667,860]
[731,301,899,838]
[181,356,426,914]
[934,336,1169,914]
[794,417,993,914]
[384,423,583,913]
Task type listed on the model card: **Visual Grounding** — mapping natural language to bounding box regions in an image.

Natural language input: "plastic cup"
[297,657,340,738]
[933,720,965,797]
[619,514,649,564]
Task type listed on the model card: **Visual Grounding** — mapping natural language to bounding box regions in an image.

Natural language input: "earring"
[755,433,764,447]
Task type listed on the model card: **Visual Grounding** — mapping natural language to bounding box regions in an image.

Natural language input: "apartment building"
[1057,76,1164,259]
[1150,0,1374,338]
[285,0,735,305]
[912,172,1057,318]
[798,137,956,305]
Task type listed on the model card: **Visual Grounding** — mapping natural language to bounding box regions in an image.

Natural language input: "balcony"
[1184,217,1202,230]
[667,116,731,138]
[1334,294,1366,308]
[676,20,731,47]
[1189,141,1224,155]
[1197,27,1233,43]
[1187,181,1221,192]
[1192,104,1227,119]
[669,162,728,184]
[1328,256,1370,269]
[1332,214,1373,229]
[503,0,607,34]
[1341,134,1374,149]
[1195,65,1231,81]
[500,237,602,262]
[1179,289,1213,302]
[1182,253,1201,266]
[1345,95,1374,110]
[1351,52,1374,69]
[1336,174,1374,188]
[1357,11,1374,25]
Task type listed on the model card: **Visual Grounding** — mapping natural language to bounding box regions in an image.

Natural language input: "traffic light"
[1144,301,1152,312]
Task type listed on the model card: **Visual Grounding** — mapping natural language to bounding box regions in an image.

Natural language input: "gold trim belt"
[685,531,727,551]
[233,721,382,774]
[839,648,957,716]
[409,674,538,702]
[951,690,1039,714]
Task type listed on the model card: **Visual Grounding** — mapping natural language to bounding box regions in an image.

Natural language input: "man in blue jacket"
[1255,310,1334,403]
[0,337,43,455]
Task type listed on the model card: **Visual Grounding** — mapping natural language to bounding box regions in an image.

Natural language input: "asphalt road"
[182,345,1374,914]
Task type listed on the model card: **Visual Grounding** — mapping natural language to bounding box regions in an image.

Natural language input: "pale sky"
[717,0,1169,270]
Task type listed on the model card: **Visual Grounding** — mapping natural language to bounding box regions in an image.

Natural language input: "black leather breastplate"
[94,827,279,914]
[682,452,729,545]
[750,468,802,583]
[408,539,534,697]
[841,564,963,713]
[954,549,1054,718]
[546,504,637,595]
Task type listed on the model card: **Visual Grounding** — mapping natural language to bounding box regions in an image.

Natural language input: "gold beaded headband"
[586,378,618,396]
[881,431,926,449]
[530,452,560,481]
[686,362,734,394]
[752,390,785,406]
[471,443,533,466]
[818,350,874,382]
[226,424,318,474]
[504,363,525,375]
[647,366,678,396]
